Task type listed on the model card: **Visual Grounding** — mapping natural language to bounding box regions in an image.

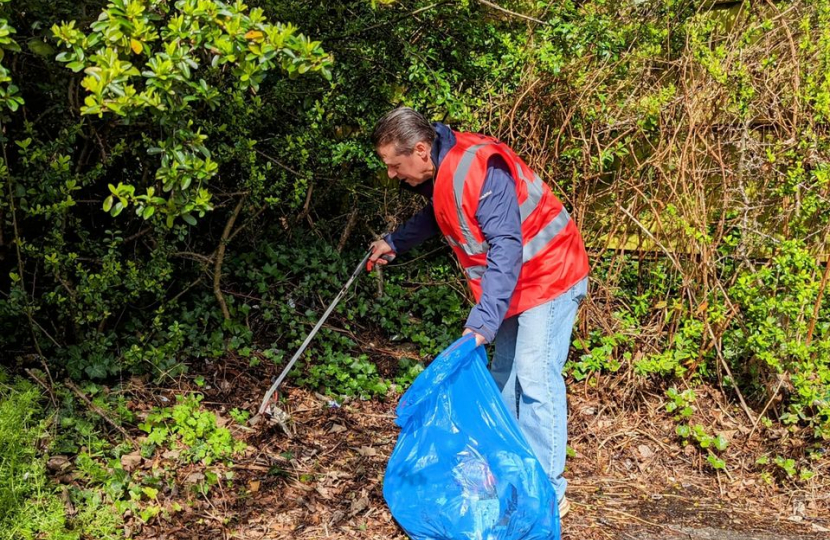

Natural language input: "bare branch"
[214,197,247,320]
[476,0,548,25]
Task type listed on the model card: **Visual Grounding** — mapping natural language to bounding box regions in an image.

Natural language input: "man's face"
[377,141,434,187]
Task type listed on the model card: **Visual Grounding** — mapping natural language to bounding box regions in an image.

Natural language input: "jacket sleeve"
[463,157,523,343]
[384,201,441,254]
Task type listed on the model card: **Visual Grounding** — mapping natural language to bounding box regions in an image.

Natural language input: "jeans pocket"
[570,277,588,305]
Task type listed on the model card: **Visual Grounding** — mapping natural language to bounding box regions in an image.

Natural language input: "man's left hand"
[462,328,487,347]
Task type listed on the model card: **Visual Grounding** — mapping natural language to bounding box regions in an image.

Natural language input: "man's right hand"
[368,239,396,271]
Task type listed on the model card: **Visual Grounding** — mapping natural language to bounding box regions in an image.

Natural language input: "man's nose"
[387,168,396,179]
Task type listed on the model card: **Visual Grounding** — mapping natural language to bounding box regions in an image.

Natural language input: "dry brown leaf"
[349,495,369,516]
[357,446,377,457]
[120,450,143,472]
[184,472,205,484]
[47,455,72,472]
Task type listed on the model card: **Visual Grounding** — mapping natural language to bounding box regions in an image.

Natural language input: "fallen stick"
[24,368,58,408]
[65,380,136,446]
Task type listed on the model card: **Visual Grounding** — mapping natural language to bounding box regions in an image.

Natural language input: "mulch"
[124,352,829,540]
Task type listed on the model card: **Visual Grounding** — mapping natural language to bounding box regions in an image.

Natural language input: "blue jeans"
[490,277,588,503]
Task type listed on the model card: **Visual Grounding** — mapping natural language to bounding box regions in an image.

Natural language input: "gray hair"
[371,107,435,156]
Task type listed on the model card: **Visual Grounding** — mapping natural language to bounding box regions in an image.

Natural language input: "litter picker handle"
[257,249,383,415]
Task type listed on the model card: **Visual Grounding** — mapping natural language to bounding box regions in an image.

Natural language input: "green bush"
[725,241,830,438]
[0,0,520,385]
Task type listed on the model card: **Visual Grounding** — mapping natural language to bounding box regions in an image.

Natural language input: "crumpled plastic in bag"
[384,335,561,540]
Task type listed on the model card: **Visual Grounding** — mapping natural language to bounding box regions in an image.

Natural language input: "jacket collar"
[430,122,455,170]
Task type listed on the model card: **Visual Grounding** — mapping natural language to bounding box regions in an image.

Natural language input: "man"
[368,107,589,518]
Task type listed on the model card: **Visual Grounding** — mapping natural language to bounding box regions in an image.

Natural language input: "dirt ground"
[127,352,830,540]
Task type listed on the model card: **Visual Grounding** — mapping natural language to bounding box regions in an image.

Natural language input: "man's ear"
[414,141,430,159]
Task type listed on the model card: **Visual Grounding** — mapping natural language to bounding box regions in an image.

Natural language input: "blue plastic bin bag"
[383,335,561,540]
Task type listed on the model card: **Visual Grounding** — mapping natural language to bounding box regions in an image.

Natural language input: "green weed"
[139,394,245,465]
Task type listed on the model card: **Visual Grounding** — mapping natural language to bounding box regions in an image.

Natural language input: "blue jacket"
[384,123,522,343]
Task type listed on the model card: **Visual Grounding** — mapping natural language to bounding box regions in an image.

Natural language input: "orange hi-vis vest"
[433,131,589,318]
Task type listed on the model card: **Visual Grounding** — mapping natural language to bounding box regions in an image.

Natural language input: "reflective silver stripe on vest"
[446,235,489,256]
[517,170,545,222]
[453,143,493,255]
[464,265,487,279]
[464,210,571,280]
[523,207,571,262]
[448,143,563,261]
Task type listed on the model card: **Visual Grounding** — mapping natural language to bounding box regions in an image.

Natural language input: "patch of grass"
[0,371,130,540]
[0,373,74,540]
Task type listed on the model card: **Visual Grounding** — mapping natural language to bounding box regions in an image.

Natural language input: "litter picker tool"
[252,247,392,422]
